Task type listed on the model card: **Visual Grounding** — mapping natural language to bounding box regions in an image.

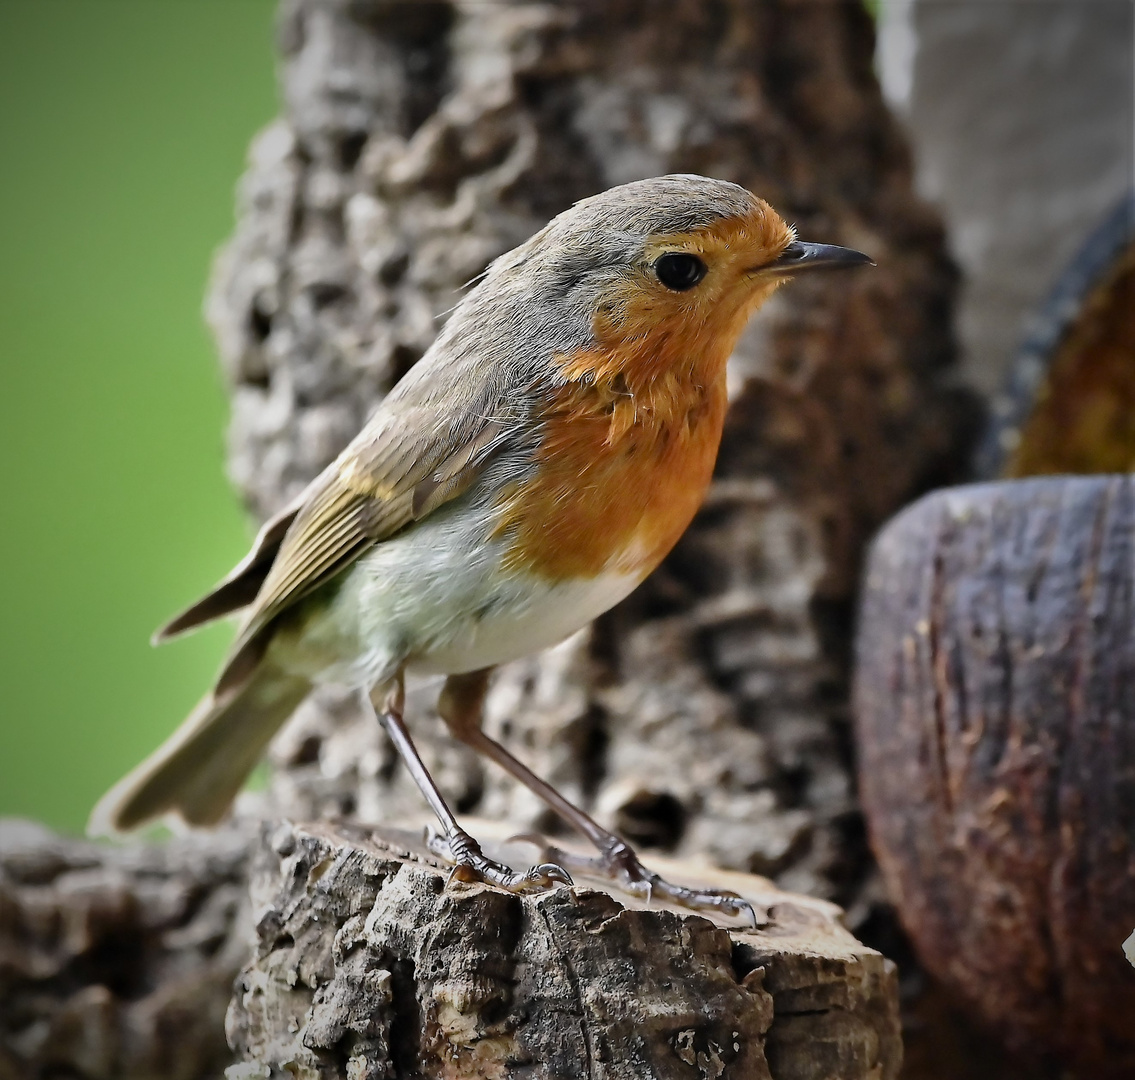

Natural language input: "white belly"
[404,567,638,676]
[273,498,643,688]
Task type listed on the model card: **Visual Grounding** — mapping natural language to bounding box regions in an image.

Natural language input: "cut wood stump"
[226,819,900,1079]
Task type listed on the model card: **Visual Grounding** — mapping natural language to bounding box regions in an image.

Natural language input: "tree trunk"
[0,820,253,1080]
[226,820,900,1080]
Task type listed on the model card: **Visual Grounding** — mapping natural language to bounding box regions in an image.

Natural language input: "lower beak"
[760,240,874,275]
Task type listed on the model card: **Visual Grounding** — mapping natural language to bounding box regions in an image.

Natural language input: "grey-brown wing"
[212,407,507,694]
[152,493,305,643]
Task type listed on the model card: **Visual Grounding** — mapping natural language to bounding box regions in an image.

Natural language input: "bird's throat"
[495,347,730,582]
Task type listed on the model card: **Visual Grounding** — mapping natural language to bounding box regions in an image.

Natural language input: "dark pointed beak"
[761,240,874,275]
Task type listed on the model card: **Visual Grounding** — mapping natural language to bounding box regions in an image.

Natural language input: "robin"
[91,174,870,921]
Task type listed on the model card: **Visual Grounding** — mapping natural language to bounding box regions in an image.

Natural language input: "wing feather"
[152,493,305,642]
[210,397,512,694]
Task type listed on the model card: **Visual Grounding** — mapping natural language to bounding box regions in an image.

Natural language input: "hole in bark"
[86,929,148,998]
[809,596,855,679]
[614,791,687,850]
[249,303,272,343]
[825,810,871,895]
[289,199,305,243]
[386,956,422,1075]
[774,765,809,809]
[378,249,409,286]
[390,343,421,382]
[308,282,350,309]
[290,735,323,767]
[269,932,296,955]
[454,779,482,815]
[852,905,922,988]
[730,940,765,985]
[578,705,609,800]
[336,130,368,171]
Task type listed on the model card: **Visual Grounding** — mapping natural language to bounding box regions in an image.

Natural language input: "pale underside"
[264,489,644,691]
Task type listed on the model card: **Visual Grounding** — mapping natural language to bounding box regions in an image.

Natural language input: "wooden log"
[854,476,1135,1076]
[226,819,900,1079]
[0,819,254,1080]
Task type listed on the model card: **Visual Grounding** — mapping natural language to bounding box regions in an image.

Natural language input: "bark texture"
[855,476,1135,1077]
[213,0,968,922]
[0,819,253,1080]
[227,820,900,1080]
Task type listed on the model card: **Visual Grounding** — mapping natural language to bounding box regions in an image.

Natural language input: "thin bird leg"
[437,669,757,925]
[367,678,570,894]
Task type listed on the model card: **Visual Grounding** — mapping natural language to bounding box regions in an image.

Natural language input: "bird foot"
[426,826,573,893]
[513,833,758,926]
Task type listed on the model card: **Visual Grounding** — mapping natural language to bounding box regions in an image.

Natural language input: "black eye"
[654,253,707,291]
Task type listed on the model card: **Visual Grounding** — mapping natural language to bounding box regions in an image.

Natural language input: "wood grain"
[855,476,1135,1075]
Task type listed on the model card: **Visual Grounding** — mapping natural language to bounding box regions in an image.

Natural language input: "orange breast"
[496,350,729,581]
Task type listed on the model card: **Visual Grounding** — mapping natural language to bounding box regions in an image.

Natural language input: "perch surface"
[228,819,900,1079]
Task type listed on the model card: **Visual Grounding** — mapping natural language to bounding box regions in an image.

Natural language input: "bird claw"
[530,861,574,887]
[428,826,573,893]
[519,836,759,927]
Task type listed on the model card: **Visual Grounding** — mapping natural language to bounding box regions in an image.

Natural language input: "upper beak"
[760,240,875,276]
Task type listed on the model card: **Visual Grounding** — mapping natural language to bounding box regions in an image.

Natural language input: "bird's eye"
[653,253,707,292]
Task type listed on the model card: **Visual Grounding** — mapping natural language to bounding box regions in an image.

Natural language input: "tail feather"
[151,496,303,644]
[89,667,310,835]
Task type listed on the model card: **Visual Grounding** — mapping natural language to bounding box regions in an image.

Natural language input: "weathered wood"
[226,819,900,1079]
[854,476,1135,1076]
[0,819,254,1080]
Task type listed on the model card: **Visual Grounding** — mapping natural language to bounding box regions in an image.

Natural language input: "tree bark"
[0,819,253,1080]
[226,820,900,1080]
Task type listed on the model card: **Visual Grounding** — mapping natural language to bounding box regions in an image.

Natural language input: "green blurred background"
[0,0,278,832]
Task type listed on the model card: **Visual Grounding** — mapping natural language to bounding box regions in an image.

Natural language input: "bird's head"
[448,175,871,398]
[501,175,871,380]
